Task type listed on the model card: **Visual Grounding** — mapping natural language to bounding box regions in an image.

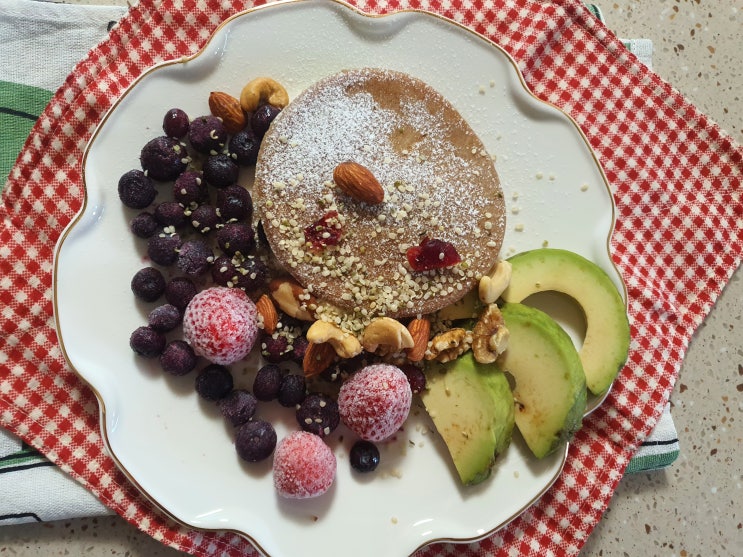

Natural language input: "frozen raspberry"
[338,364,412,442]
[278,373,306,407]
[253,363,283,401]
[147,304,181,332]
[195,364,234,401]
[173,171,208,208]
[162,108,190,139]
[273,431,336,499]
[147,231,182,266]
[189,204,222,234]
[203,153,239,189]
[129,211,158,238]
[129,326,166,358]
[228,128,260,166]
[218,389,257,427]
[164,276,197,310]
[160,340,198,376]
[177,239,214,277]
[182,287,258,365]
[296,393,339,437]
[130,266,166,302]
[235,419,277,462]
[118,169,157,209]
[216,185,253,223]
[154,201,186,228]
[406,237,461,271]
[140,136,188,181]
[399,364,427,394]
[349,440,380,473]
[188,115,227,154]
[251,104,281,138]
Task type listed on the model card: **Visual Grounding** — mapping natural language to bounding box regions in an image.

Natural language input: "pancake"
[254,68,505,320]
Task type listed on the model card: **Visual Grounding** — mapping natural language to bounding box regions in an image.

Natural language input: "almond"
[302,341,336,378]
[333,161,384,205]
[406,317,431,362]
[208,91,246,134]
[268,277,318,321]
[255,294,279,334]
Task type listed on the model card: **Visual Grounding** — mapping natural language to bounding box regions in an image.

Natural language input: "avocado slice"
[502,248,631,396]
[421,352,514,485]
[498,302,587,458]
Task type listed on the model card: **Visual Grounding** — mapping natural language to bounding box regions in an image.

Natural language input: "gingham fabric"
[0,1,740,556]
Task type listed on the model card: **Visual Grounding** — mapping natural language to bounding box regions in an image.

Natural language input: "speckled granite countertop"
[1,1,741,556]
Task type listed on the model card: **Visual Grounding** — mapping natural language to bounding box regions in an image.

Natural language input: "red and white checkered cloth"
[1,0,741,555]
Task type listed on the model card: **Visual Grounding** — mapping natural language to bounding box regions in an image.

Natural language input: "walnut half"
[425,328,473,363]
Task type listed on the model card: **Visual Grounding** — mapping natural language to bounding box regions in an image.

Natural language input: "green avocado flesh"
[498,302,587,458]
[421,352,515,485]
[502,248,631,396]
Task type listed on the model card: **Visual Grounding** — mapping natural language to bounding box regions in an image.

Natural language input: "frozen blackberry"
[131,266,166,302]
[162,107,190,139]
[216,223,256,256]
[129,326,166,358]
[216,184,253,222]
[140,136,189,181]
[154,201,186,228]
[261,333,291,364]
[195,364,234,401]
[164,276,197,310]
[235,419,277,462]
[349,440,380,473]
[277,373,306,407]
[189,204,222,234]
[118,169,157,209]
[228,127,260,166]
[253,363,283,401]
[251,104,281,138]
[129,211,158,238]
[399,364,427,395]
[188,115,227,155]
[210,255,238,287]
[177,239,214,277]
[160,340,198,376]
[173,171,208,208]
[218,389,258,427]
[234,255,268,293]
[203,153,239,189]
[147,231,182,266]
[147,304,181,332]
[296,393,340,438]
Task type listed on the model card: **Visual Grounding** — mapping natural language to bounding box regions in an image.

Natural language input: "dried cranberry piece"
[406,237,461,271]
[303,211,342,250]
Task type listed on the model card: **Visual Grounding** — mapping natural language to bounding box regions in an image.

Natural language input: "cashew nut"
[478,259,512,304]
[240,77,290,113]
[306,320,362,359]
[471,304,510,364]
[361,317,414,356]
[425,328,473,363]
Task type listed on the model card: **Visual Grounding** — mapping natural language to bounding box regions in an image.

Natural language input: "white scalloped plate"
[54,1,623,556]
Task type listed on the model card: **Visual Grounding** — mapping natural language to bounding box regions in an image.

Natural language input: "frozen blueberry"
[189,204,222,234]
[154,201,186,228]
[162,108,190,139]
[131,266,166,302]
[188,115,228,155]
[216,184,253,222]
[235,419,276,462]
[277,373,306,407]
[228,127,260,166]
[147,231,182,266]
[118,169,157,209]
[195,364,234,401]
[129,326,166,358]
[129,211,158,238]
[234,255,268,293]
[172,171,208,208]
[164,276,197,310]
[218,389,258,427]
[350,440,380,473]
[261,333,291,364]
[140,136,188,181]
[216,223,256,256]
[160,340,198,376]
[251,104,281,138]
[177,239,214,276]
[210,255,238,287]
[203,153,239,189]
[253,364,283,401]
[290,334,309,365]
[399,364,427,395]
[296,393,340,437]
[147,304,182,332]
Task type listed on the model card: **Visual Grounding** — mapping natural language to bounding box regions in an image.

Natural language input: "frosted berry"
[129,326,166,358]
[129,211,158,238]
[147,304,181,332]
[234,255,268,294]
[261,333,291,364]
[203,153,239,189]
[218,389,257,427]
[277,373,306,407]
[189,204,222,234]
[188,115,227,154]
[162,108,190,139]
[228,128,260,166]
[131,266,166,302]
[216,185,253,222]
[164,276,197,310]
[177,239,214,277]
[173,171,208,208]
[140,136,188,181]
[118,169,157,209]
[154,201,186,228]
[147,231,182,266]
[296,393,339,437]
[273,431,336,499]
[253,364,283,401]
[251,104,281,138]
[216,223,255,257]
[160,340,198,376]
[349,440,380,473]
[399,364,427,394]
[235,419,277,462]
[195,364,234,401]
[211,255,238,287]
